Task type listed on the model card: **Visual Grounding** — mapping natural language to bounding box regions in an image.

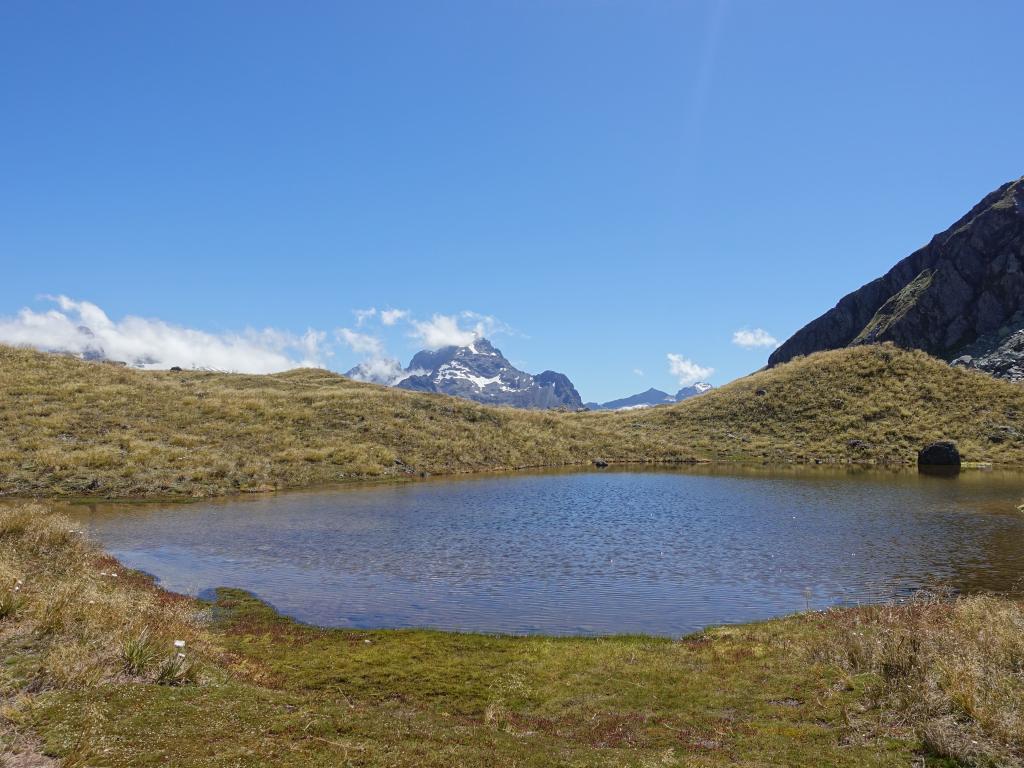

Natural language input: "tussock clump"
[0,503,203,691]
[120,627,157,676]
[810,594,1024,766]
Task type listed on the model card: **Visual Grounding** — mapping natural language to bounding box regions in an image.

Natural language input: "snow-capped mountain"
[583,388,676,411]
[675,382,713,400]
[585,382,713,411]
[346,338,584,410]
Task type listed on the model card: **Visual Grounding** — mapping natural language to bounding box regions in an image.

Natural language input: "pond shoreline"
[62,466,1024,637]
[5,455,1003,506]
[3,500,1023,766]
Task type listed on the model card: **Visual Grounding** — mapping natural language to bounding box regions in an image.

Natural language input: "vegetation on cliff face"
[4,343,1024,498]
[2,502,1022,767]
[769,176,1024,369]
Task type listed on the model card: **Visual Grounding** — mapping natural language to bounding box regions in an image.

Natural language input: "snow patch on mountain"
[346,338,583,409]
[587,382,714,411]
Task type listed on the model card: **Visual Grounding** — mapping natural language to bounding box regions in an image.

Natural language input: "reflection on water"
[64,466,1024,636]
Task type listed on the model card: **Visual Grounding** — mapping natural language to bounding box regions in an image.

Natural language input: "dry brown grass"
[810,594,1024,766]
[3,343,1024,498]
[0,503,205,694]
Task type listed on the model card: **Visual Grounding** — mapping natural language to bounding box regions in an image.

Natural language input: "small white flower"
[173,640,186,649]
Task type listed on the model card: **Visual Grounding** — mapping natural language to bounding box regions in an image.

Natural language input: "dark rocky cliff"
[769,177,1024,377]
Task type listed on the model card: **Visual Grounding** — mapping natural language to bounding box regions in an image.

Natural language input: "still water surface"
[68,466,1024,636]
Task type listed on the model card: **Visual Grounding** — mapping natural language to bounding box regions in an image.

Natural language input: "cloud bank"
[1,295,513,384]
[0,296,328,373]
[667,353,714,386]
[732,328,778,349]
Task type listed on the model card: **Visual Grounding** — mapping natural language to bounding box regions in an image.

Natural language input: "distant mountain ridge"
[769,176,1024,380]
[585,382,712,411]
[347,338,584,410]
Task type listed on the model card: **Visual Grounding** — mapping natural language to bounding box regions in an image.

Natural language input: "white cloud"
[411,314,477,349]
[1,296,524,385]
[353,308,377,327]
[667,353,714,386]
[0,296,328,373]
[380,308,408,326]
[633,368,644,377]
[409,311,514,350]
[460,310,514,338]
[336,328,384,357]
[346,356,411,386]
[732,328,778,349]
[335,327,412,385]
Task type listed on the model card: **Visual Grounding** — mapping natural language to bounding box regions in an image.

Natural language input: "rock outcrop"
[918,441,961,468]
[769,177,1024,376]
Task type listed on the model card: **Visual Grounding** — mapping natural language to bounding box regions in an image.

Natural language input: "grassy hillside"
[3,502,1022,767]
[3,343,1024,497]
[633,343,1024,466]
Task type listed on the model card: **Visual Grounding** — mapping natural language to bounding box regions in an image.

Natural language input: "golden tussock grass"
[0,504,203,694]
[3,342,1024,499]
[809,594,1024,766]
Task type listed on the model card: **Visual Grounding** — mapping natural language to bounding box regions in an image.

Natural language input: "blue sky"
[2,1,1023,402]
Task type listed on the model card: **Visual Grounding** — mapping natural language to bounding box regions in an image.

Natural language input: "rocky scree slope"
[769,176,1024,380]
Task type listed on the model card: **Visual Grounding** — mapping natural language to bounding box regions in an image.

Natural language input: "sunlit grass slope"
[6,502,1023,766]
[632,343,1024,466]
[3,343,1024,497]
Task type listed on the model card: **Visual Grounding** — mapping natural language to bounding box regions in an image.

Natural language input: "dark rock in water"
[593,459,609,468]
[918,441,961,468]
[769,177,1024,381]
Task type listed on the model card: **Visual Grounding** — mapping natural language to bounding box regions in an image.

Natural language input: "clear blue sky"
[2,1,1022,401]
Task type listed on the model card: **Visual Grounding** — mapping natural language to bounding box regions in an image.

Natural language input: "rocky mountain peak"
[348,338,583,410]
[769,176,1024,377]
[586,382,713,411]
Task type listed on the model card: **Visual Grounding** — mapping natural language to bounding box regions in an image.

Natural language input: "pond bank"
[2,502,1022,766]
[62,466,1024,637]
